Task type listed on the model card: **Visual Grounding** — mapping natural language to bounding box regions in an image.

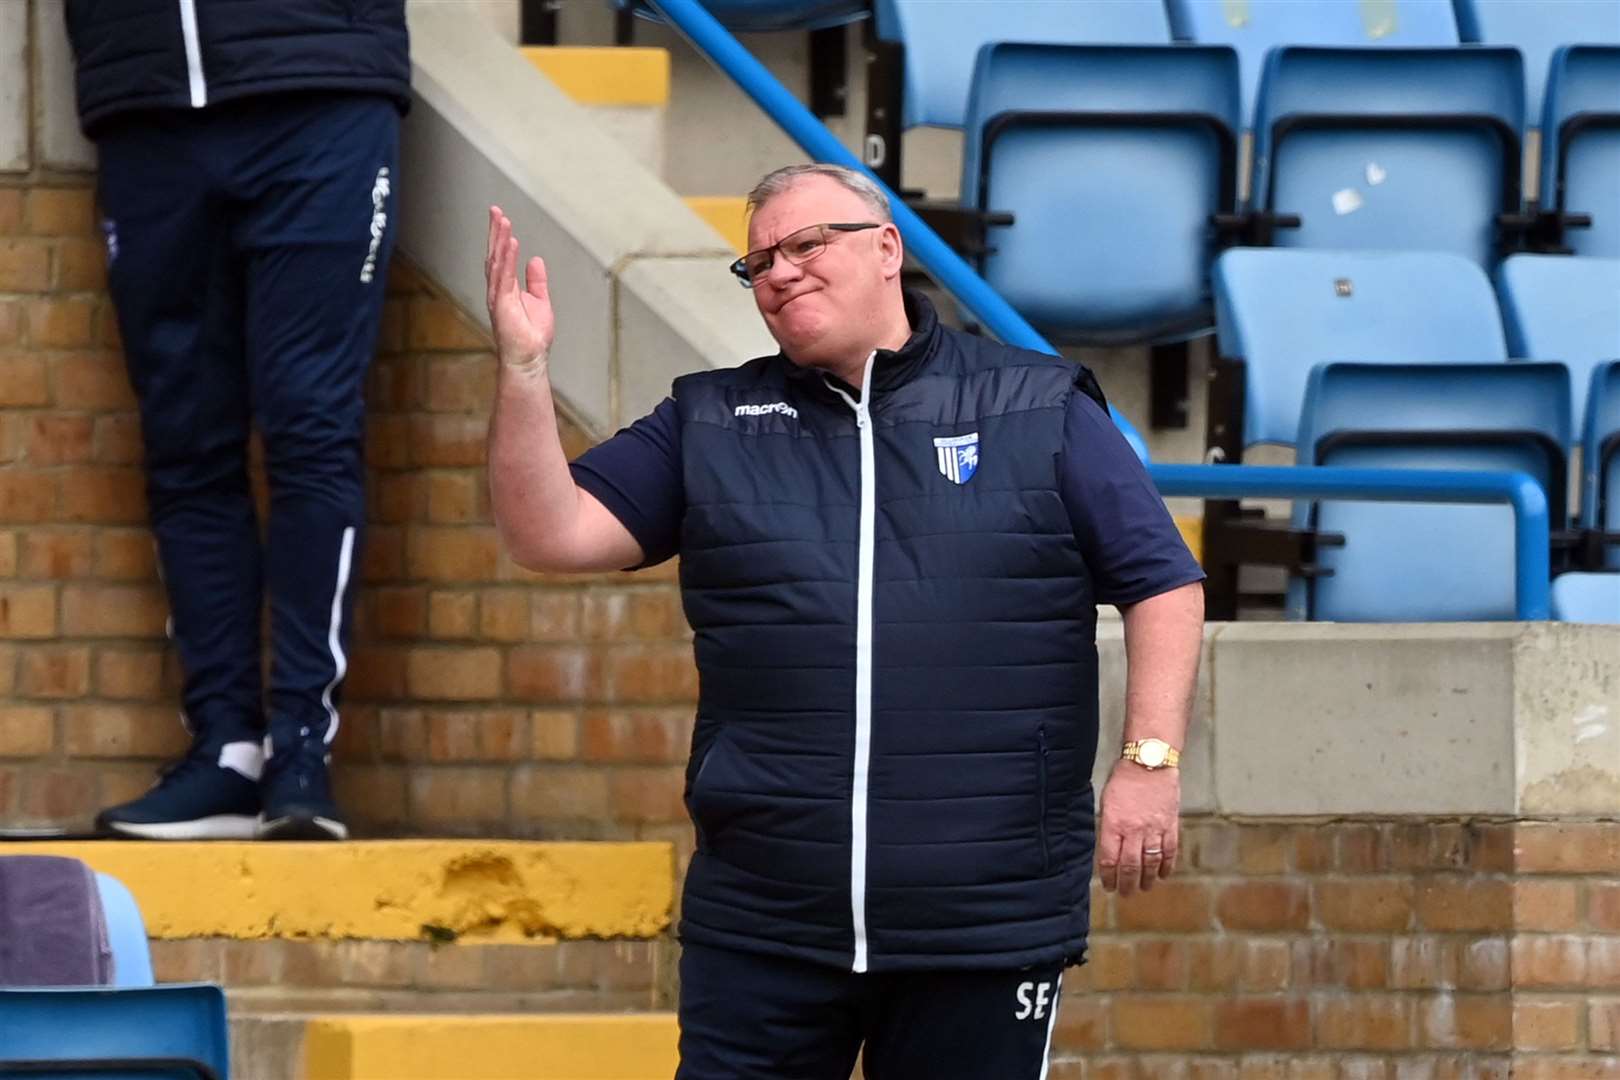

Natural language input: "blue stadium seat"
[873,0,1171,130]
[1551,571,1620,622]
[1582,360,1620,565]
[1496,254,1620,435]
[1165,0,1459,126]
[1212,248,1509,453]
[960,43,1241,344]
[1541,45,1620,257]
[1455,0,1620,118]
[1294,360,1571,621]
[612,0,868,32]
[1251,46,1525,267]
[0,984,229,1080]
[95,874,154,990]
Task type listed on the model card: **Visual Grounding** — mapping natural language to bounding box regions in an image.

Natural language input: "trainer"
[485,164,1204,1079]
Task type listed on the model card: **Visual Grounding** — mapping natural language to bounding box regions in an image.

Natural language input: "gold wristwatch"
[1121,738,1180,770]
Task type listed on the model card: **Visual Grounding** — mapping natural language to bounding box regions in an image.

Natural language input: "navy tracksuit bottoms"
[95,92,398,755]
[676,942,1068,1079]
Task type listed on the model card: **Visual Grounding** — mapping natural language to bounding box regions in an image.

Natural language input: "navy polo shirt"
[571,382,1203,606]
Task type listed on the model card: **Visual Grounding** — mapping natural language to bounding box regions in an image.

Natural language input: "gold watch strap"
[1121,740,1181,768]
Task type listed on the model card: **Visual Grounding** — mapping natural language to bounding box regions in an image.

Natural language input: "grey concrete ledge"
[1093,622,1620,819]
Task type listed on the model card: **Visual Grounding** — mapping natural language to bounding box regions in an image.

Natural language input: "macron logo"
[734,401,798,420]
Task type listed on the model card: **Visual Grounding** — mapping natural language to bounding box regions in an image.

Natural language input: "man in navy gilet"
[484,164,1205,1078]
[64,0,411,841]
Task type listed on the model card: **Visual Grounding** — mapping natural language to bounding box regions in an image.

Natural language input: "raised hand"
[484,206,555,372]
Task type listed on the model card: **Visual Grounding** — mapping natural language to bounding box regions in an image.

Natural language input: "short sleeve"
[569,396,683,568]
[1060,392,1206,605]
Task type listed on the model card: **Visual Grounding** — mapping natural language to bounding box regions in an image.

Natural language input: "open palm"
[485,206,555,367]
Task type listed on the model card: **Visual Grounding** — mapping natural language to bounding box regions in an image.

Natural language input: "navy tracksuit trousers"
[95,92,398,755]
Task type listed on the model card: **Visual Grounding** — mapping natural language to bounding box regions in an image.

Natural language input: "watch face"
[1138,740,1168,767]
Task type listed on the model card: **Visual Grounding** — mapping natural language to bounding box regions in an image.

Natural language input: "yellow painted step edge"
[2,840,673,944]
[683,196,749,255]
[303,1013,680,1080]
[1173,514,1203,564]
[522,47,670,107]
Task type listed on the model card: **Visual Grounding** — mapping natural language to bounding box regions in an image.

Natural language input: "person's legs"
[92,113,265,839]
[860,964,1066,1080]
[676,942,864,1080]
[233,94,399,840]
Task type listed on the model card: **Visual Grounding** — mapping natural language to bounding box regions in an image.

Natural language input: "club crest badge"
[933,432,979,485]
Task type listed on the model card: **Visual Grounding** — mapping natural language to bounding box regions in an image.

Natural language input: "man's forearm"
[1117,581,1205,749]
[487,358,583,569]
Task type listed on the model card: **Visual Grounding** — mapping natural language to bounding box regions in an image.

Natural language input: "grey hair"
[745,164,893,223]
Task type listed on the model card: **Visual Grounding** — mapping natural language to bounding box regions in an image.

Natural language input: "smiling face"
[745,175,906,373]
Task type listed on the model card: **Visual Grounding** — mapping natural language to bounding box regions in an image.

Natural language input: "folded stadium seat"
[1251,46,1525,268]
[1454,0,1620,119]
[1540,45,1620,257]
[95,874,155,989]
[611,0,869,31]
[1496,254,1620,439]
[1581,360,1620,568]
[958,43,1241,344]
[0,983,230,1080]
[1551,571,1620,622]
[1165,0,1459,127]
[1203,248,1513,616]
[1292,360,1571,621]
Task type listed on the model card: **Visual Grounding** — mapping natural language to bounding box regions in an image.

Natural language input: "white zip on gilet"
[177,0,208,107]
[828,351,877,973]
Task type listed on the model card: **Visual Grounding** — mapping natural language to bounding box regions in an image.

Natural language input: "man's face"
[745,177,898,365]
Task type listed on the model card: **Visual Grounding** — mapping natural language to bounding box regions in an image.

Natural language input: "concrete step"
[522,46,670,178]
[234,1012,680,1080]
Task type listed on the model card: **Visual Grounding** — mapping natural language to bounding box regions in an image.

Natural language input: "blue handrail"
[644,0,1553,621]
[643,0,1152,461]
[1152,465,1552,619]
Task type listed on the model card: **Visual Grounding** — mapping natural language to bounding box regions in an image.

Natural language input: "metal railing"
[643,0,1553,620]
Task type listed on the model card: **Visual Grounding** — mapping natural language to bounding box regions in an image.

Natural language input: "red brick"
[1217,881,1310,931]
[54,238,108,291]
[371,472,423,523]
[1590,999,1620,1052]
[1513,880,1581,932]
[581,708,692,764]
[1511,998,1580,1050]
[421,355,496,412]
[478,589,531,642]
[61,705,188,758]
[94,529,157,580]
[1212,998,1310,1051]
[427,590,477,638]
[1112,996,1213,1050]
[0,706,55,756]
[1418,878,1511,932]
[59,466,146,523]
[0,643,15,694]
[1050,997,1106,1052]
[23,414,92,464]
[1419,994,1511,1051]
[25,298,95,347]
[1588,938,1620,988]
[94,647,166,700]
[1316,996,1413,1050]
[0,353,49,405]
[1589,883,1620,933]
[0,303,19,346]
[345,645,408,701]
[1458,937,1509,991]
[332,765,409,830]
[530,710,579,760]
[19,767,98,822]
[1237,825,1291,874]
[1186,938,1239,992]
[1512,936,1587,989]
[1507,1059,1620,1080]
[531,590,582,641]
[19,530,93,578]
[1116,880,1214,932]
[1130,939,1187,990]
[407,298,489,353]
[406,526,500,582]
[1335,824,1387,872]
[1389,936,1455,990]
[408,766,507,827]
[25,188,96,236]
[609,765,686,824]
[408,414,486,467]
[424,709,527,763]
[1515,823,1620,874]
[0,584,57,638]
[426,471,482,523]
[60,584,168,637]
[96,301,121,349]
[0,240,53,291]
[370,586,427,638]
[1315,879,1413,932]
[510,763,611,821]
[0,190,21,235]
[507,645,591,704]
[404,647,502,701]
[0,471,56,522]
[52,352,137,409]
[600,643,698,704]
[582,588,687,640]
[360,525,405,583]
[366,415,412,469]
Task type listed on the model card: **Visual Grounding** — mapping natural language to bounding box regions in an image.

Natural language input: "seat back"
[0,856,112,988]
[95,874,154,989]
[1297,361,1571,621]
[961,43,1240,343]
[1552,572,1620,622]
[1542,45,1620,258]
[1496,254,1620,433]
[1213,248,1508,448]
[612,0,869,31]
[1252,46,1524,267]
[0,984,229,1080]
[1165,0,1458,125]
[873,0,1170,129]
[1584,361,1620,551]
[1456,0,1620,117]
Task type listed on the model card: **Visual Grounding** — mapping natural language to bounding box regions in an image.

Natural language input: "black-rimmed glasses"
[729,222,882,287]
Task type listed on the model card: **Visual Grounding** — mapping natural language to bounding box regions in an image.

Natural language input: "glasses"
[730,222,882,288]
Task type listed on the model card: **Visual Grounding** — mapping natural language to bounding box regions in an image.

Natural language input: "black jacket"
[675,294,1106,972]
[65,0,411,134]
